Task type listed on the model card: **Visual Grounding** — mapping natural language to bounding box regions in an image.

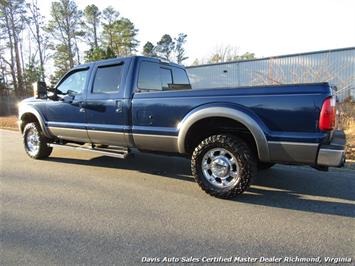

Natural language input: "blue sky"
[39,0,355,65]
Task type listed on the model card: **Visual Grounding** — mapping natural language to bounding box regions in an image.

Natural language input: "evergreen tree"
[101,6,138,57]
[142,41,156,57]
[101,6,119,49]
[84,47,115,62]
[46,0,84,81]
[174,33,188,64]
[156,34,175,60]
[83,4,100,49]
[23,55,41,94]
[109,18,138,56]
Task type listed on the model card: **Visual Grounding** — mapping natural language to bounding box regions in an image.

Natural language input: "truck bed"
[132,82,332,143]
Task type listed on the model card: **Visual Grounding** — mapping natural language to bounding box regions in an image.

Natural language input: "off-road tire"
[23,122,53,159]
[191,134,257,198]
[258,162,275,170]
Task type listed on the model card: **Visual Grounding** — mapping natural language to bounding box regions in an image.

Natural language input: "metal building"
[186,47,355,101]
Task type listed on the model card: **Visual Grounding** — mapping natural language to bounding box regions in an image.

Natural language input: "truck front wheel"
[23,122,53,159]
[191,135,257,198]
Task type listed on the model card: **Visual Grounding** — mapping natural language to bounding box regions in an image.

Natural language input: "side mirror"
[32,81,47,99]
[46,86,58,100]
[60,94,75,104]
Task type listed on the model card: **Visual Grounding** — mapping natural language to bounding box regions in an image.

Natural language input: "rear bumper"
[317,130,346,167]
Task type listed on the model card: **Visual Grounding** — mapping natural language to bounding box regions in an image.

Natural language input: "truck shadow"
[239,166,355,218]
[47,153,355,218]
[48,152,194,183]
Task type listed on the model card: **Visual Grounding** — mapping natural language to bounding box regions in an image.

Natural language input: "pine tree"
[101,6,119,49]
[175,33,188,64]
[46,0,84,81]
[142,41,156,57]
[83,4,100,49]
[156,34,175,60]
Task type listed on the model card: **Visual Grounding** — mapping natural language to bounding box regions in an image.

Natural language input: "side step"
[48,143,130,159]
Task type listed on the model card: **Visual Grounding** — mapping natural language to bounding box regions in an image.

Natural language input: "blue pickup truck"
[18,56,346,198]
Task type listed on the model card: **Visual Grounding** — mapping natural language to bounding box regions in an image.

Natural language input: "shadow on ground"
[47,152,355,218]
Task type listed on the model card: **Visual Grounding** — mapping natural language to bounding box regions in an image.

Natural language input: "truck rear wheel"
[191,135,257,198]
[23,122,53,159]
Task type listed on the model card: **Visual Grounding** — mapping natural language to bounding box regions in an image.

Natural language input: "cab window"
[138,61,191,92]
[172,67,191,90]
[138,61,161,91]
[56,69,88,95]
[92,64,123,94]
[160,68,173,90]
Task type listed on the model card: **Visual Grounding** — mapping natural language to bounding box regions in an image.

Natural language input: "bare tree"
[0,4,17,92]
[207,45,255,63]
[6,0,26,96]
[26,0,48,81]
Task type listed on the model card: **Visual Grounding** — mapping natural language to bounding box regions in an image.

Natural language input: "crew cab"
[18,56,346,198]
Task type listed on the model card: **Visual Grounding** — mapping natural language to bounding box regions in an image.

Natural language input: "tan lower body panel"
[133,134,179,153]
[48,127,90,143]
[268,141,319,164]
[87,130,129,146]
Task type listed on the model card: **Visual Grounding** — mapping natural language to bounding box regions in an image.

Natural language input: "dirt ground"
[0,115,17,130]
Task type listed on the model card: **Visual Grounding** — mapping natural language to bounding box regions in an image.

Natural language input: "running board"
[48,143,130,159]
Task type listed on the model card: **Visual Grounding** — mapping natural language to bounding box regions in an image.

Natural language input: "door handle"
[79,101,85,112]
[115,100,123,113]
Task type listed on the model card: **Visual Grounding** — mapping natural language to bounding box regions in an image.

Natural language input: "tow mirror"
[32,81,47,99]
[60,94,75,104]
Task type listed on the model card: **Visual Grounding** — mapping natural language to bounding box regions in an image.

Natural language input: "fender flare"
[19,105,52,138]
[177,106,270,161]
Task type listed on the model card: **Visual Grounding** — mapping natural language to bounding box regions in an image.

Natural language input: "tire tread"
[191,134,257,198]
[23,122,52,159]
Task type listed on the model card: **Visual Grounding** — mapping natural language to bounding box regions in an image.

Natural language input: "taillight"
[319,96,336,131]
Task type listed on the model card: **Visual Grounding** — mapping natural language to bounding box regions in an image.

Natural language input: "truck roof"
[76,56,184,69]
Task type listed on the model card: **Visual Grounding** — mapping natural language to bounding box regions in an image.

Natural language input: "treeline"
[0,0,189,97]
[192,45,255,65]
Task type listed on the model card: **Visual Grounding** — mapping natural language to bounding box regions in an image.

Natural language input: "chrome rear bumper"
[317,131,346,167]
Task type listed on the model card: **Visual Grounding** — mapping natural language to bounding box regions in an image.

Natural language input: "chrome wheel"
[202,148,240,188]
[26,127,40,156]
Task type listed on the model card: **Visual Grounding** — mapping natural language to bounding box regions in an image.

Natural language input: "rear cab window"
[160,68,173,90]
[137,61,191,92]
[172,67,190,90]
[92,64,123,94]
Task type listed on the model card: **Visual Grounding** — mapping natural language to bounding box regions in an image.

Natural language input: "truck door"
[131,60,191,153]
[45,67,91,143]
[84,60,130,146]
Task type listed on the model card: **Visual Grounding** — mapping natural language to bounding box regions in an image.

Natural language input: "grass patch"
[344,120,355,161]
